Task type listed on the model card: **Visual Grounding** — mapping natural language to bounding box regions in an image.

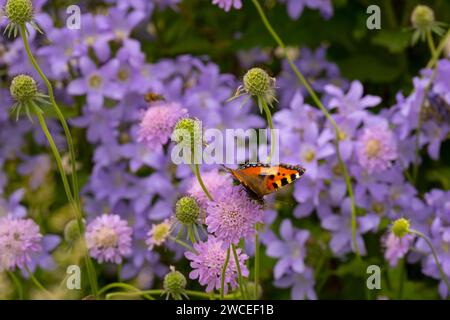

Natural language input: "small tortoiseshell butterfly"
[222,162,306,201]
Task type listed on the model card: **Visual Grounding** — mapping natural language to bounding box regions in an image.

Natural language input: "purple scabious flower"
[274,268,317,300]
[137,102,187,152]
[279,0,333,20]
[187,169,232,212]
[212,0,242,12]
[17,154,51,190]
[321,198,380,256]
[72,13,113,62]
[356,120,398,174]
[185,236,249,293]
[206,186,264,247]
[279,121,334,179]
[0,215,42,271]
[67,57,124,110]
[86,214,133,264]
[266,220,310,279]
[433,59,450,104]
[278,46,346,107]
[36,27,80,80]
[0,189,27,218]
[383,232,414,267]
[325,80,381,124]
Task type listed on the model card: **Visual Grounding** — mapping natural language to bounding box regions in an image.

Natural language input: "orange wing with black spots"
[222,163,306,200]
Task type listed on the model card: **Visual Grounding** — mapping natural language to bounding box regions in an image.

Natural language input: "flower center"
[88,74,103,89]
[338,129,347,141]
[153,224,170,244]
[118,69,129,82]
[291,246,301,259]
[304,150,316,163]
[85,36,96,46]
[371,202,385,214]
[13,232,21,241]
[65,47,73,57]
[95,227,118,247]
[115,30,127,40]
[365,139,381,158]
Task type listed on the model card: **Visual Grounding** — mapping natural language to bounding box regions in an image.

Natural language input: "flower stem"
[259,97,276,164]
[426,29,437,57]
[25,266,54,299]
[231,244,247,299]
[251,0,360,257]
[20,24,98,296]
[188,224,197,244]
[105,291,156,300]
[185,290,241,299]
[103,289,240,300]
[254,224,260,300]
[397,258,405,300]
[220,246,231,300]
[409,229,450,293]
[169,235,196,252]
[98,282,155,300]
[33,104,77,214]
[193,163,214,201]
[7,271,23,300]
[426,27,450,69]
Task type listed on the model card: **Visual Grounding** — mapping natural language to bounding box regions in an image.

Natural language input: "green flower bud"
[392,218,410,238]
[411,5,435,29]
[172,117,202,151]
[175,196,200,225]
[5,0,34,25]
[243,68,271,97]
[163,266,187,300]
[10,74,37,103]
[64,219,80,243]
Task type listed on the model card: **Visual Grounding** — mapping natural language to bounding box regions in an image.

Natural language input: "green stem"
[169,235,196,252]
[185,290,241,299]
[187,224,197,244]
[25,266,54,299]
[33,104,76,214]
[427,28,450,69]
[220,247,231,300]
[98,282,141,296]
[193,163,213,201]
[383,0,397,29]
[106,292,156,300]
[426,29,437,57]
[259,97,276,164]
[409,229,450,293]
[251,0,360,257]
[103,289,240,300]
[21,24,98,296]
[254,224,260,300]
[7,271,23,300]
[397,258,405,300]
[98,282,155,300]
[231,244,246,299]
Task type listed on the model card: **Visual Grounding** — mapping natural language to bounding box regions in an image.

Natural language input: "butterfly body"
[222,162,306,201]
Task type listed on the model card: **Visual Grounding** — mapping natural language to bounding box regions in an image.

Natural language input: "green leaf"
[372,30,411,53]
[337,54,404,83]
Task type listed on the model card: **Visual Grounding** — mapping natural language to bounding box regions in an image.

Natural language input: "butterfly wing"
[224,163,306,200]
[224,165,267,200]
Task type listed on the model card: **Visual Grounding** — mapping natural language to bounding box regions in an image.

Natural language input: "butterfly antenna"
[220,164,233,173]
